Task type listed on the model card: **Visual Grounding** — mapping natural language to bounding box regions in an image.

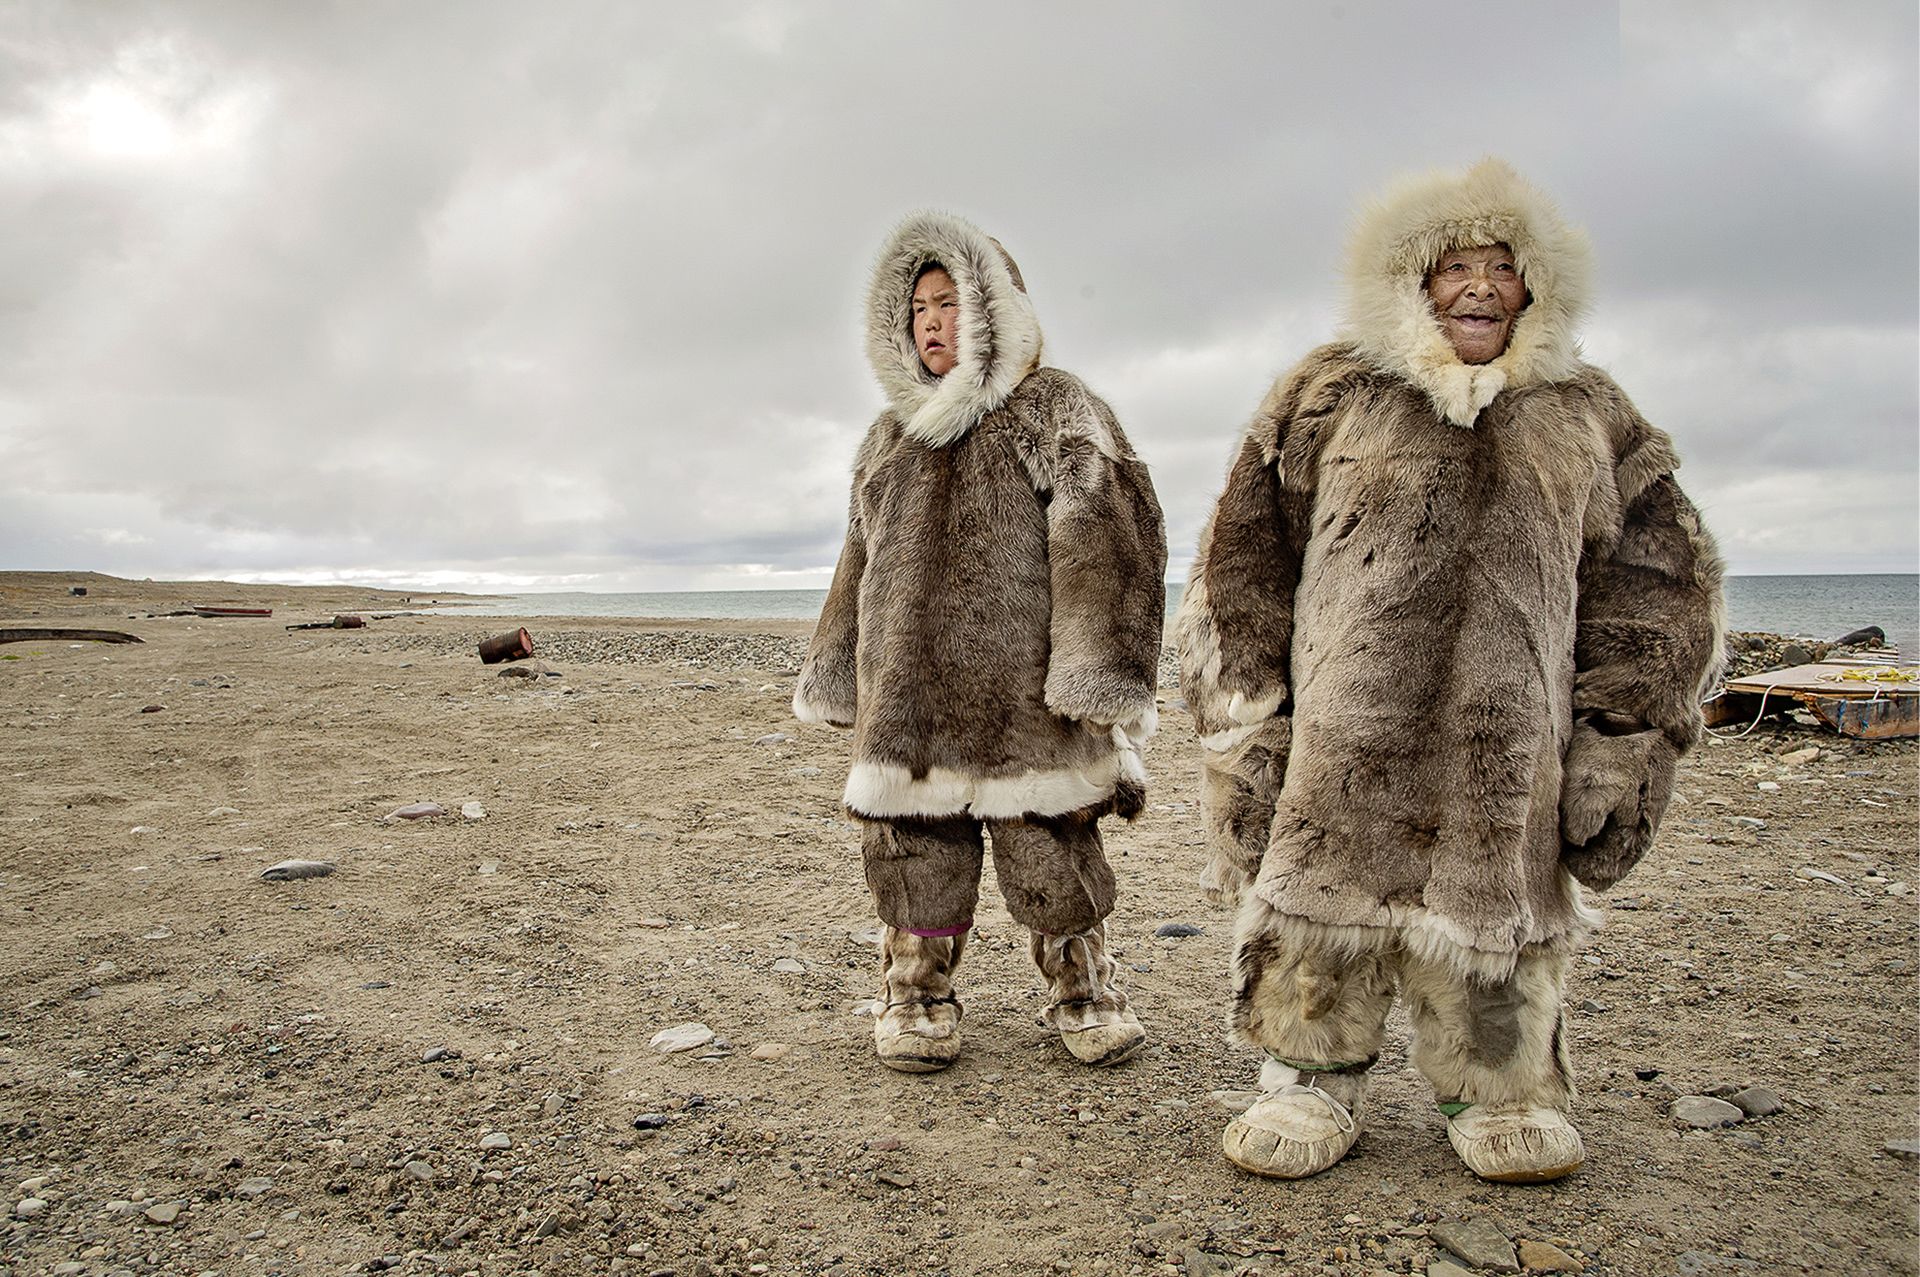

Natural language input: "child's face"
[912,267,959,377]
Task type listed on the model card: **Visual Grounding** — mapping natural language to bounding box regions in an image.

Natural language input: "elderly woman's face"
[912,267,959,377]
[1427,244,1527,365]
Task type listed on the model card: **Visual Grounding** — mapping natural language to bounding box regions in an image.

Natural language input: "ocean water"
[434,574,1918,655]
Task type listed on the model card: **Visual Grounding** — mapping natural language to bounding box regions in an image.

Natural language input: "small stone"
[866,1136,903,1151]
[1209,1089,1262,1113]
[206,806,241,818]
[543,1092,567,1117]
[790,766,822,778]
[1431,1217,1519,1273]
[1184,1250,1239,1277]
[1671,1095,1744,1128]
[142,1201,182,1225]
[1780,746,1820,766]
[532,1210,560,1239]
[749,1042,791,1062]
[771,958,805,975]
[1517,1238,1585,1272]
[876,1171,916,1189]
[650,1022,716,1053]
[477,859,499,875]
[259,859,335,881]
[1728,816,1766,830]
[17,1176,49,1194]
[1429,1262,1475,1277]
[1577,999,1608,1014]
[14,1197,47,1218]
[460,801,486,820]
[1795,867,1846,885]
[420,1046,459,1064]
[1756,781,1780,792]
[386,802,446,821]
[1727,1086,1784,1118]
[233,1176,274,1199]
[753,732,793,746]
[478,1131,512,1151]
[632,1113,672,1131]
[403,1160,433,1181]
[1154,922,1204,938]
[1887,882,1913,897]
[1884,1138,1920,1159]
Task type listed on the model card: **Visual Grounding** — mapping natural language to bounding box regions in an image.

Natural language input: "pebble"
[1756,781,1780,792]
[771,957,805,974]
[749,1042,791,1062]
[876,1171,916,1189]
[651,1022,716,1053]
[403,1160,433,1181]
[478,1131,512,1151]
[460,801,486,820]
[143,1202,182,1225]
[1779,746,1820,765]
[206,806,241,818]
[543,1092,567,1117]
[1577,999,1608,1013]
[233,1176,274,1199]
[1429,1262,1475,1277]
[1795,867,1846,885]
[420,1046,460,1063]
[260,859,335,881]
[754,732,793,746]
[1885,1138,1920,1159]
[1728,816,1766,830]
[1430,1217,1518,1273]
[1516,1239,1585,1272]
[1728,1086,1784,1118]
[1184,1251,1238,1277]
[1154,922,1204,938]
[632,1113,672,1131]
[477,859,499,875]
[1671,1095,1745,1128]
[14,1197,46,1218]
[386,802,446,821]
[1209,1090,1262,1113]
[791,766,822,778]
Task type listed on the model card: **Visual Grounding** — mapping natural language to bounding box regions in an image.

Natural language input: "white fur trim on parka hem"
[1340,157,1594,429]
[843,727,1149,821]
[866,210,1046,448]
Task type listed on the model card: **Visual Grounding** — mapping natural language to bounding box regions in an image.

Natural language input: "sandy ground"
[0,574,1915,1277]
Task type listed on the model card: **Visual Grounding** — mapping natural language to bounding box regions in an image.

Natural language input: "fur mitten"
[1199,717,1291,905]
[1559,719,1680,890]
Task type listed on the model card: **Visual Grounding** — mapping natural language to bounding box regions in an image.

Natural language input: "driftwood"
[0,628,143,645]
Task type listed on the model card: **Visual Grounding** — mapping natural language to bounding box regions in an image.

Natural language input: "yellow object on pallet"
[1827,666,1918,684]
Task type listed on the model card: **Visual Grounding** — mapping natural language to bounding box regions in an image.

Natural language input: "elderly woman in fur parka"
[795,211,1167,1073]
[1176,160,1723,1182]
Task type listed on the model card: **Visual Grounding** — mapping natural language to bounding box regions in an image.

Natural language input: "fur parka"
[796,211,1167,821]
[1176,160,1724,980]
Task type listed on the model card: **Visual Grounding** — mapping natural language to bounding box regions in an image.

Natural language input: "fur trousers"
[859,809,1116,937]
[1230,905,1574,1110]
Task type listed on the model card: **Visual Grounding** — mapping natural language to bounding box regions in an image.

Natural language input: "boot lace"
[1276,1076,1357,1135]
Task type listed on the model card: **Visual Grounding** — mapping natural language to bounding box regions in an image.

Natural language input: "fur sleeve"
[1040,383,1168,732]
[793,424,884,728]
[1175,346,1355,902]
[1561,373,1726,890]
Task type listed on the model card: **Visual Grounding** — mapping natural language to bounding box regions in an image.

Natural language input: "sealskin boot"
[1222,1060,1369,1179]
[1444,1103,1585,1183]
[1031,924,1146,1067]
[872,927,965,1073]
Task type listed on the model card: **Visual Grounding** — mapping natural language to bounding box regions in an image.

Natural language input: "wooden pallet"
[1706,656,1917,739]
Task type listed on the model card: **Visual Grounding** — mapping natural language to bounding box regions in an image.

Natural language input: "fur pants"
[859,809,1116,938]
[1231,916,1574,1110]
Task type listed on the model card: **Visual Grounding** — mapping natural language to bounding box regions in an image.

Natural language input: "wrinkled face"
[1426,243,1528,365]
[912,266,959,377]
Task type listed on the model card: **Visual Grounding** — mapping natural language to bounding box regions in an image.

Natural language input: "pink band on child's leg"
[904,920,972,938]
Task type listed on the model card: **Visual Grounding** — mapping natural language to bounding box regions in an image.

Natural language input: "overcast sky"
[3,1,1914,591]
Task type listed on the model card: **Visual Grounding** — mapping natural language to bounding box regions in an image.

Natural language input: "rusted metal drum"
[478,628,534,664]
[331,615,366,629]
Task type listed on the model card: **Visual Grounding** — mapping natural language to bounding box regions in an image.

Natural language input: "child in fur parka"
[795,211,1167,1072]
[1176,160,1724,1182]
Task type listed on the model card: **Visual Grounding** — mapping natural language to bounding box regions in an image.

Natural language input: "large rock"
[1671,1095,1744,1128]
[1431,1217,1519,1273]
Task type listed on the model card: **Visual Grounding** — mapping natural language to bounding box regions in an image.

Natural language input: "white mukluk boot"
[1222,1056,1371,1179]
[1443,1102,1585,1183]
[872,927,965,1073]
[1031,925,1147,1067]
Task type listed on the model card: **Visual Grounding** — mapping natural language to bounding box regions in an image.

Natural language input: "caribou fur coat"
[796,211,1167,821]
[1176,160,1724,980]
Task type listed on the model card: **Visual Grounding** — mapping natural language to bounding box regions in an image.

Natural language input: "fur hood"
[865,211,1046,447]
[1341,158,1593,428]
